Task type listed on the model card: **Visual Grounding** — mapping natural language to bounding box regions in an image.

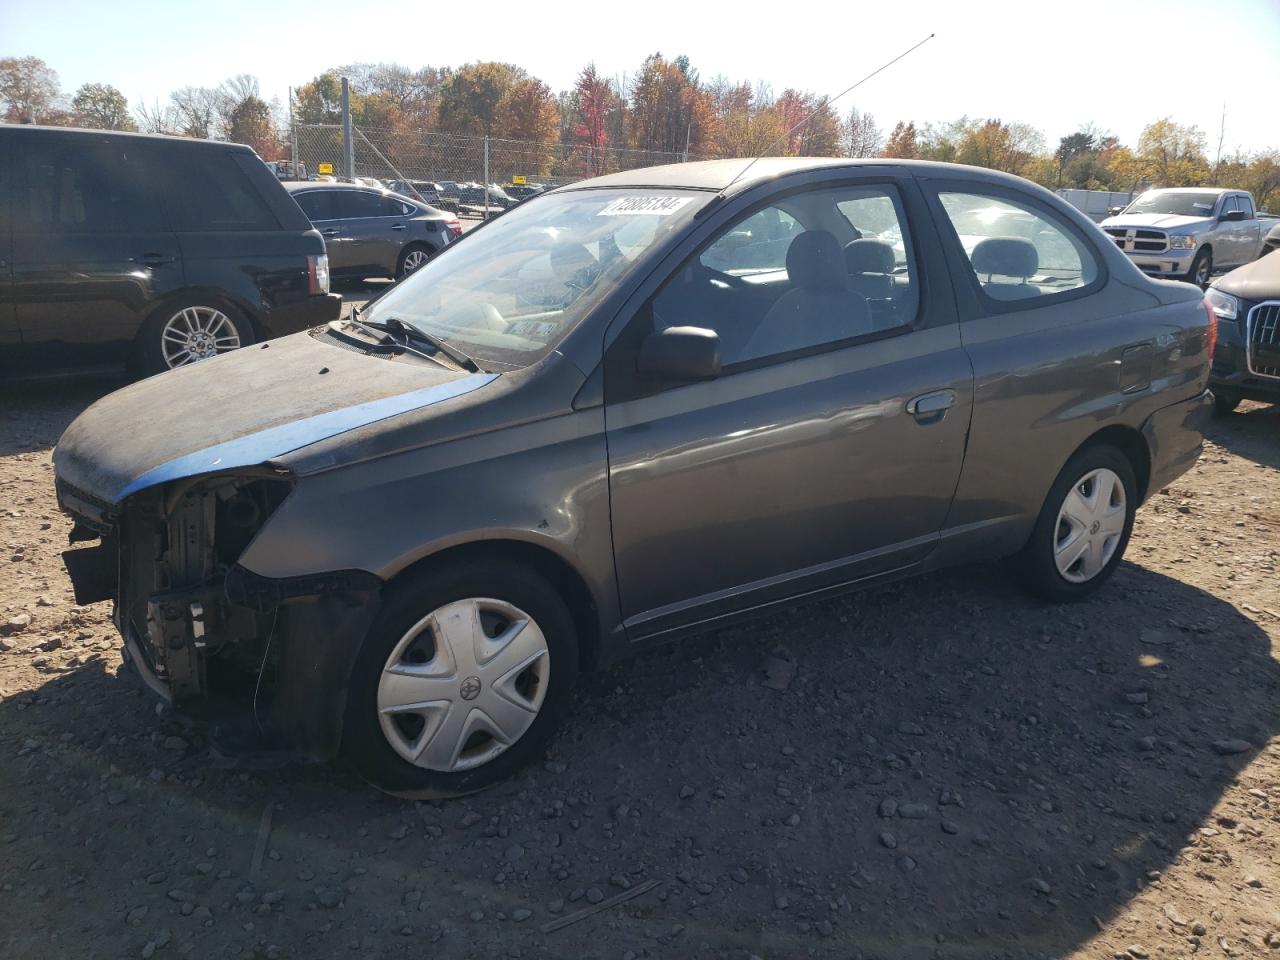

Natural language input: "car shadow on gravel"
[2,558,1275,960]
[0,376,125,458]
[1206,400,1280,469]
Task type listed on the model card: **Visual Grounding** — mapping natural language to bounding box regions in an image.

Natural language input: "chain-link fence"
[289,122,704,217]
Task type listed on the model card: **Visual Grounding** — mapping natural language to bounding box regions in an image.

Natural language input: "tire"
[1012,444,1137,602]
[1185,247,1213,287]
[342,560,579,798]
[396,243,433,279]
[139,298,254,377]
[1212,391,1241,416]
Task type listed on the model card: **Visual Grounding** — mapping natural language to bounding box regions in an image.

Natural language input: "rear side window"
[334,191,388,219]
[16,136,164,234]
[937,191,1099,304]
[294,190,336,221]
[162,148,279,232]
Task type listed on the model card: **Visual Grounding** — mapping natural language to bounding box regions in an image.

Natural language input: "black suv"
[0,126,340,378]
[1206,251,1280,413]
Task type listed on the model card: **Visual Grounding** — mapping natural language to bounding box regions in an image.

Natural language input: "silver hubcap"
[1054,467,1127,583]
[402,249,428,273]
[376,598,549,772]
[161,306,240,368]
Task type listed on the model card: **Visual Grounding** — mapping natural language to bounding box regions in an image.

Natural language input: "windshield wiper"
[362,317,481,373]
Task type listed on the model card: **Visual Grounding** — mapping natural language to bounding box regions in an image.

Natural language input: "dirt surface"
[1,381,1278,960]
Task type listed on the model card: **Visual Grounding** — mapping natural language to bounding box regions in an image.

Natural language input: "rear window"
[162,148,280,232]
[294,190,336,221]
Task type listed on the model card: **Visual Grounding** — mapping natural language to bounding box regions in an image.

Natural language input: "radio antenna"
[719,32,936,196]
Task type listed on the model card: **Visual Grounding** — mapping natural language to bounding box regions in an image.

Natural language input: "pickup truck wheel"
[343,560,579,799]
[1186,248,1212,287]
[1011,445,1137,602]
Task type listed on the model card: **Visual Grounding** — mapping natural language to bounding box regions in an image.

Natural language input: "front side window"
[361,188,709,367]
[1236,195,1255,218]
[938,191,1099,303]
[648,183,919,366]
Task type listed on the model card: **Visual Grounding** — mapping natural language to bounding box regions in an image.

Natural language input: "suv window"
[335,190,390,219]
[648,183,919,366]
[16,137,164,234]
[938,191,1099,303]
[294,190,336,222]
[158,147,279,232]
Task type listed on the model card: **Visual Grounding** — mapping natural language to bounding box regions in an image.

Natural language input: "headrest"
[786,230,847,292]
[970,237,1038,279]
[844,239,896,275]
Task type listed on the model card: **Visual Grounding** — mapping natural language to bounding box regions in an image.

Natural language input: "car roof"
[559,157,1045,197]
[0,123,254,152]
[1142,187,1232,194]
[283,181,383,193]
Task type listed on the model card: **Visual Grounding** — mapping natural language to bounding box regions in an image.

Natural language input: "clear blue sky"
[4,0,1279,153]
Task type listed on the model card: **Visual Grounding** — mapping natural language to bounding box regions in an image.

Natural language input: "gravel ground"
[1,379,1277,960]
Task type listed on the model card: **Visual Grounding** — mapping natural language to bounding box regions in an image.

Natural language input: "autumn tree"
[170,86,222,138]
[882,121,919,159]
[1133,118,1210,186]
[707,80,783,158]
[438,62,524,136]
[843,107,882,158]
[134,99,181,135]
[71,83,136,131]
[955,119,1043,174]
[0,56,62,123]
[628,53,711,157]
[770,89,840,156]
[227,95,277,156]
[572,64,615,176]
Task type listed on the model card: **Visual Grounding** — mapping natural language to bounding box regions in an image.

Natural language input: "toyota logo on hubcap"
[460,676,482,700]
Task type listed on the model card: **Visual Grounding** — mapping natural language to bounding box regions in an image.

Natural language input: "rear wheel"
[343,560,579,798]
[1013,445,1137,602]
[139,299,254,376]
[1185,248,1213,287]
[396,243,433,279]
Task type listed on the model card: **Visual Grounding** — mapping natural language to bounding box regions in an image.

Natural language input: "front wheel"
[1012,445,1137,602]
[342,561,579,798]
[1185,248,1213,288]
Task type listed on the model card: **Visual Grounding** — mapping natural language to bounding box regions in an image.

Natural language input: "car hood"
[54,331,496,505]
[1101,213,1211,231]
[1213,249,1280,301]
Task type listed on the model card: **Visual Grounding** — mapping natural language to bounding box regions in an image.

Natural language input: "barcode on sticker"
[598,196,693,216]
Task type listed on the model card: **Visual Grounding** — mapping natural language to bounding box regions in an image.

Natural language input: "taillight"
[1201,296,1218,360]
[446,218,462,237]
[307,254,330,296]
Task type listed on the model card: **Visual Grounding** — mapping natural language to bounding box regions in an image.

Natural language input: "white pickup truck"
[1100,187,1273,285]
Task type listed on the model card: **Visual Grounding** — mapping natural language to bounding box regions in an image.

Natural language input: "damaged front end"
[57,470,381,763]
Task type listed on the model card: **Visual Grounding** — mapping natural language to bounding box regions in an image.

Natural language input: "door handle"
[906,389,956,421]
[321,228,340,237]
[132,253,174,267]
[390,223,406,231]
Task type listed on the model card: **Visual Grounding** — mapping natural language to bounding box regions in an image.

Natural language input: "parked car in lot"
[504,183,548,203]
[1101,187,1271,285]
[54,158,1213,797]
[1206,250,1280,413]
[286,182,461,280]
[0,125,339,378]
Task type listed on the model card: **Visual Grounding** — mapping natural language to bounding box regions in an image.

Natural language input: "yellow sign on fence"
[512,175,527,185]
[317,162,334,175]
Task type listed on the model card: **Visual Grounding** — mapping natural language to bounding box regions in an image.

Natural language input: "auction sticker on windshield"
[598,196,694,216]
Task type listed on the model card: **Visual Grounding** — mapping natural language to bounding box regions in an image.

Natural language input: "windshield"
[1123,192,1218,218]
[362,188,708,367]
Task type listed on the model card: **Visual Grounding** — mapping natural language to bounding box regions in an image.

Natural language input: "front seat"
[969,237,1040,299]
[742,230,872,361]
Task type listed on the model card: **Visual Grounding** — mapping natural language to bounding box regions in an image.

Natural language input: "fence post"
[341,77,354,180]
[483,136,491,220]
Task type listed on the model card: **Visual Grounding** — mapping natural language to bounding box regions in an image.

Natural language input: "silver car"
[54,158,1214,797]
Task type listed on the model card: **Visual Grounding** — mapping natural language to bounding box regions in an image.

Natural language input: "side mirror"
[637,326,721,382]
[1107,205,1125,217]
[1219,209,1247,222]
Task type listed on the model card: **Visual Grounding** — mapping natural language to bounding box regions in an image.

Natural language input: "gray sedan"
[54,158,1213,798]
[285,182,460,280]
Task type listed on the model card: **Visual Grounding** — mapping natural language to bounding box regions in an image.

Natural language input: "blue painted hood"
[53,330,496,504]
